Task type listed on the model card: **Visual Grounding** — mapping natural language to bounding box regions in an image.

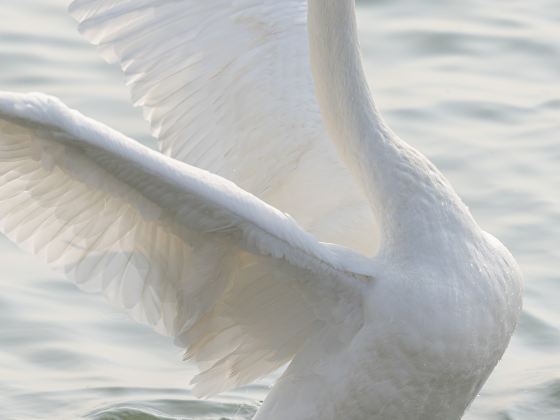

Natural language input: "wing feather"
[68,0,379,255]
[0,92,372,394]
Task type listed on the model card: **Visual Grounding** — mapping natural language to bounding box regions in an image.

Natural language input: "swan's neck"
[307,0,474,248]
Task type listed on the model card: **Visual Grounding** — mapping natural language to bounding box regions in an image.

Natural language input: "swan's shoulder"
[360,228,522,362]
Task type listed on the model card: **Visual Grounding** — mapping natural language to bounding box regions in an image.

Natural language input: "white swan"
[0,0,522,419]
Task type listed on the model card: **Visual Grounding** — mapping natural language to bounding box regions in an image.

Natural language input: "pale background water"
[0,0,558,419]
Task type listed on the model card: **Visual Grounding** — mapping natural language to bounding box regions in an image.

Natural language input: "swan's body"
[0,0,522,419]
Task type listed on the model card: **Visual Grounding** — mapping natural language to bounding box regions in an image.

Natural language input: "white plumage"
[0,0,522,419]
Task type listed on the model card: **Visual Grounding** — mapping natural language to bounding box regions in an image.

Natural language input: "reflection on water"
[0,0,559,419]
[86,398,257,420]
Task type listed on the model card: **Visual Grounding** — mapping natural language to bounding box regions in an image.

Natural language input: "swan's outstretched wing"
[0,92,372,395]
[68,0,377,254]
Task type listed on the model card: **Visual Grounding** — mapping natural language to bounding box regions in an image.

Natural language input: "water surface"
[0,0,559,418]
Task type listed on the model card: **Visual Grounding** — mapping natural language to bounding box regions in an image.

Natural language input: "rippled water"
[0,0,558,419]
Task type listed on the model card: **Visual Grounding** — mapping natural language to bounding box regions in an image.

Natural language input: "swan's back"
[255,230,522,420]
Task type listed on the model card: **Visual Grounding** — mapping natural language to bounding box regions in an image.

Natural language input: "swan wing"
[0,92,372,395]
[68,0,377,254]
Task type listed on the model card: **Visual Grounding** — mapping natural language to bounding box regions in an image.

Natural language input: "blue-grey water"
[0,0,558,419]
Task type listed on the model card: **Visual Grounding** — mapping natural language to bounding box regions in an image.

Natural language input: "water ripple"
[0,0,558,419]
